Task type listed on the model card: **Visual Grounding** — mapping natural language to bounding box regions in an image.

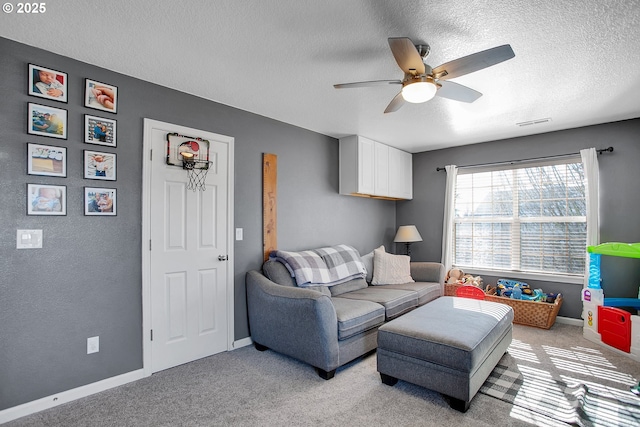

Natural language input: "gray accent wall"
[399,119,640,319]
[0,38,396,410]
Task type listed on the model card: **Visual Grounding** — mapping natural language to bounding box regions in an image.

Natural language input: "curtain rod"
[435,147,613,172]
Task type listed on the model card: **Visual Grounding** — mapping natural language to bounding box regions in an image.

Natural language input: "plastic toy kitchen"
[582,242,640,362]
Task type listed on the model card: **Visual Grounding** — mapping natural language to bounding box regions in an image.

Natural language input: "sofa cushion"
[306,285,332,296]
[361,245,383,283]
[263,259,296,286]
[329,277,368,296]
[381,281,441,306]
[331,297,385,340]
[338,287,418,320]
[371,249,414,285]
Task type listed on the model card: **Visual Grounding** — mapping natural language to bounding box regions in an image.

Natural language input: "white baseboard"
[0,369,145,424]
[555,316,583,327]
[232,336,253,349]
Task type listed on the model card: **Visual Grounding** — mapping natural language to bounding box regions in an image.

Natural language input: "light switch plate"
[87,336,99,354]
[17,229,43,249]
[235,228,243,241]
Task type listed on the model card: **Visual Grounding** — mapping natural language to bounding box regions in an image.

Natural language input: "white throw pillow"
[371,248,414,285]
[361,245,384,283]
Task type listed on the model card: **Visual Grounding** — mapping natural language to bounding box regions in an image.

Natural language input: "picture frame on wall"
[84,115,117,147]
[84,187,116,216]
[84,150,116,181]
[27,103,67,139]
[27,183,66,215]
[85,79,118,113]
[27,143,67,177]
[28,64,68,103]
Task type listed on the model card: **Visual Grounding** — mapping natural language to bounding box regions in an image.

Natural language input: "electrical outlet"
[87,336,99,354]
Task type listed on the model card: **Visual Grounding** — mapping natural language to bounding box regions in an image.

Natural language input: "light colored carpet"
[480,347,640,427]
[6,324,640,427]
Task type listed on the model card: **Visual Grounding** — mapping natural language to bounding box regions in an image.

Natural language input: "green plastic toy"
[587,242,640,259]
[587,242,640,309]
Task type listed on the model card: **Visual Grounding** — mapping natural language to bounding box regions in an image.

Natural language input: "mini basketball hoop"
[166,133,212,192]
[183,158,212,192]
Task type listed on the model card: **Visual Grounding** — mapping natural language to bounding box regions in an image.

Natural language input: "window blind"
[453,161,586,276]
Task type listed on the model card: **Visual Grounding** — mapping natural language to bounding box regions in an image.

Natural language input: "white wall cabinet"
[339,135,412,200]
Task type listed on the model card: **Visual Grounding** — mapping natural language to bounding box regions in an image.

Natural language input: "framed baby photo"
[27,183,67,216]
[85,79,118,113]
[84,150,116,181]
[84,115,117,147]
[84,187,117,216]
[28,64,68,103]
[28,103,67,139]
[27,143,67,177]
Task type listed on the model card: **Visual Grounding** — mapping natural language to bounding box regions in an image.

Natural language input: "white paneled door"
[145,120,232,373]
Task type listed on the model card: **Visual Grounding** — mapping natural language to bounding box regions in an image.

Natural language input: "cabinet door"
[374,142,389,196]
[388,147,403,198]
[389,147,413,199]
[400,149,413,199]
[358,137,375,195]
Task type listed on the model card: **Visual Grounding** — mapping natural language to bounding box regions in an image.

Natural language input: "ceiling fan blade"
[333,80,401,89]
[388,37,425,75]
[436,81,482,103]
[432,44,515,80]
[384,92,405,114]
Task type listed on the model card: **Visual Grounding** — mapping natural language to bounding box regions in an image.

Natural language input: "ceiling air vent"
[516,117,552,127]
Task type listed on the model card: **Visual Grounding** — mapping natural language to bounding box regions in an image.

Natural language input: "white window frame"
[451,156,586,284]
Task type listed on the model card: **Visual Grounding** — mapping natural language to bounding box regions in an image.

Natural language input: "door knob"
[218,255,228,261]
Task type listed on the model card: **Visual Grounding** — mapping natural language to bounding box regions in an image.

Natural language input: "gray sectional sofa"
[246,259,445,379]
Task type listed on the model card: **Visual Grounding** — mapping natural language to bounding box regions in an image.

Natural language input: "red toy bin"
[598,306,631,353]
[455,285,486,300]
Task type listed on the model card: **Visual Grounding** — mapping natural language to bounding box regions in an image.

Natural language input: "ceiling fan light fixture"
[402,81,437,103]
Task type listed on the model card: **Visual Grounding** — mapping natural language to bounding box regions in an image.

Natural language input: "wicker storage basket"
[484,286,563,329]
[445,283,465,296]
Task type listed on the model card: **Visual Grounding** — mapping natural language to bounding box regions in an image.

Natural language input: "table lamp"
[394,225,423,257]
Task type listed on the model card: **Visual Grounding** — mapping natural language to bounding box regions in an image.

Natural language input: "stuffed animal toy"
[445,268,464,284]
[462,274,484,288]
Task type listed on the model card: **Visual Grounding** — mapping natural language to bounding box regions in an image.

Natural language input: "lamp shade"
[393,225,423,243]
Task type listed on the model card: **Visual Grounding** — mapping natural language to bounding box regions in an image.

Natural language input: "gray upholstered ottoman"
[377,296,514,412]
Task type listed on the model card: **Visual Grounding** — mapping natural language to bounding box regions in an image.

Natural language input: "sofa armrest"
[245,270,340,372]
[410,262,446,294]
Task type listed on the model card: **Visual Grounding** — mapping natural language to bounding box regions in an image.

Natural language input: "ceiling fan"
[333,37,515,113]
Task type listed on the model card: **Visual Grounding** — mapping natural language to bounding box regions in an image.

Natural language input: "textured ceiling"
[1,0,639,152]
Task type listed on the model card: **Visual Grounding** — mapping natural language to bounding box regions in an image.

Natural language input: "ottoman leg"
[380,373,398,386]
[446,396,470,413]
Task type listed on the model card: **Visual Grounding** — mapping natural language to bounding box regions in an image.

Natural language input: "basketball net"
[183,159,212,191]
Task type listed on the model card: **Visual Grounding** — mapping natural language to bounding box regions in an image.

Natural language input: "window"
[453,159,586,277]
